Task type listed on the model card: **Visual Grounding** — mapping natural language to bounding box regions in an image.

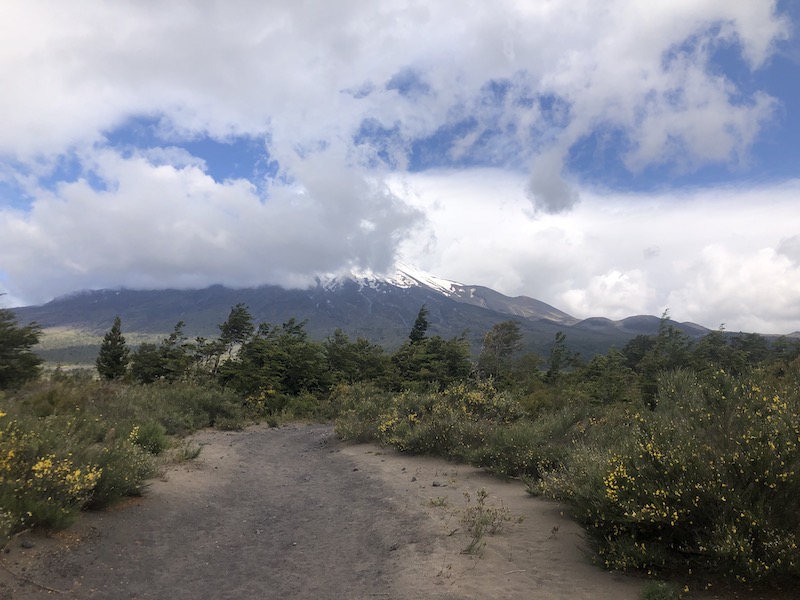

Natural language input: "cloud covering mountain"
[1,1,799,333]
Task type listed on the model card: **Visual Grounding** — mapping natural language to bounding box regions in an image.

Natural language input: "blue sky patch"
[105,116,277,184]
[386,68,431,99]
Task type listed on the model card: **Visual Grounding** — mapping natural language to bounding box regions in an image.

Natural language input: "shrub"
[0,412,103,529]
[0,378,246,534]
[470,409,583,478]
[640,581,682,600]
[84,436,155,509]
[333,383,395,442]
[548,369,800,582]
[130,421,168,455]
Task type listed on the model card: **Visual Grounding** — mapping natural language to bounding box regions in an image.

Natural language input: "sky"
[1,1,799,334]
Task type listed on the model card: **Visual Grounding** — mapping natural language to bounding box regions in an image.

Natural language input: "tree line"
[3,303,799,405]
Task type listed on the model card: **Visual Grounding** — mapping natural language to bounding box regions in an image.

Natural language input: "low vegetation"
[2,303,800,593]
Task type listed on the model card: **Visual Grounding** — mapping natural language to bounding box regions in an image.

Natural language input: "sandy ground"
[0,424,724,599]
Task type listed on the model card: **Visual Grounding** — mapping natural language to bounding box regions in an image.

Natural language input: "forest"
[2,302,800,592]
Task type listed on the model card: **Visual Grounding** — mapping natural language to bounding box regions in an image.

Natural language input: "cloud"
[0,147,421,304]
[526,149,579,214]
[0,0,795,334]
[394,171,800,333]
[667,246,800,333]
[563,270,656,320]
[0,1,787,167]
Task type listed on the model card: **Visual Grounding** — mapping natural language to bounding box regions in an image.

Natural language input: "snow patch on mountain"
[315,262,464,296]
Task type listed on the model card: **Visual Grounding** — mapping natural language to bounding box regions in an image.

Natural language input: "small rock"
[411,476,417,482]
[352,468,359,471]
[432,481,446,487]
[21,540,35,549]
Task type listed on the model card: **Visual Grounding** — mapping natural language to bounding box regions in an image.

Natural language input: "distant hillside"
[11,264,712,365]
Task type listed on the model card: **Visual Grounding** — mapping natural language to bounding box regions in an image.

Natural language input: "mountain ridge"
[10,264,715,364]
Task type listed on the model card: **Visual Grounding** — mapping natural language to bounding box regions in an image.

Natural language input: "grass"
[459,487,524,555]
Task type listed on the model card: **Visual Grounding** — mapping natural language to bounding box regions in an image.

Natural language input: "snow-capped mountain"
[317,262,464,297]
[317,262,576,325]
[12,262,710,364]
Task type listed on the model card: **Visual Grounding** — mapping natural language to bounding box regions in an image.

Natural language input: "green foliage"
[640,581,682,600]
[0,413,103,529]
[0,308,43,389]
[0,376,256,537]
[219,318,329,397]
[96,316,130,380]
[130,342,165,384]
[545,369,800,582]
[633,313,694,407]
[389,335,472,391]
[219,303,255,351]
[85,437,156,509]
[324,329,386,384]
[470,406,586,478]
[546,331,578,381]
[129,420,168,455]
[580,348,638,405]
[408,304,430,344]
[332,383,395,443]
[477,320,523,384]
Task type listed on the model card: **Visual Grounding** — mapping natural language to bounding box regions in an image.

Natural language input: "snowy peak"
[313,262,576,325]
[316,263,463,297]
[388,263,464,296]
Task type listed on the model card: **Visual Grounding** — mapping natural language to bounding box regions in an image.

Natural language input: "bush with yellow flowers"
[548,368,800,583]
[0,411,103,529]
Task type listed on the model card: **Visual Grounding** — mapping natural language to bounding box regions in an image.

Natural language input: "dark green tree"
[130,342,165,384]
[0,307,43,388]
[545,331,571,382]
[159,321,193,382]
[324,328,386,384]
[730,332,770,366]
[408,305,429,344]
[580,348,637,404]
[219,303,255,356]
[389,335,471,391]
[637,311,694,407]
[96,316,130,380]
[128,321,194,384]
[691,327,746,375]
[219,318,329,398]
[621,334,657,371]
[477,320,523,382]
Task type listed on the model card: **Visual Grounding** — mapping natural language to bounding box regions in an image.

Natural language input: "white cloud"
[563,270,656,320]
[0,147,421,304]
[0,1,787,167]
[395,171,800,333]
[667,246,800,334]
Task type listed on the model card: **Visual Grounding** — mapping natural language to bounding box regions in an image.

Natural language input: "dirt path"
[1,424,646,600]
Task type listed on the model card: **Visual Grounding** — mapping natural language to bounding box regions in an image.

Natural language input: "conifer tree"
[409,305,429,343]
[0,306,43,388]
[96,316,129,380]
